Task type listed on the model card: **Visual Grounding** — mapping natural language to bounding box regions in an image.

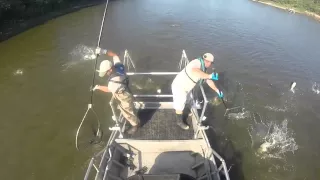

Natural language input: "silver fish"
[290,81,296,92]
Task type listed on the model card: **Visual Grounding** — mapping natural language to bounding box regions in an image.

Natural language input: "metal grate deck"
[124,109,194,140]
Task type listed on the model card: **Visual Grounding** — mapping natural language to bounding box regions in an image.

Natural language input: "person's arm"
[107,51,121,64]
[206,80,223,98]
[206,79,219,93]
[95,48,122,64]
[191,68,211,79]
[93,85,110,92]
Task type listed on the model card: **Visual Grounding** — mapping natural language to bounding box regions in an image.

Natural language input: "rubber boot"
[183,106,193,117]
[176,114,189,130]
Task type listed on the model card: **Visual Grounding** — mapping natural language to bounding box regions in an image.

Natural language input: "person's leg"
[184,91,194,117]
[115,92,140,134]
[171,84,189,130]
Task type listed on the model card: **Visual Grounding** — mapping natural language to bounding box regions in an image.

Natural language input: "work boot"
[127,124,139,135]
[176,114,189,130]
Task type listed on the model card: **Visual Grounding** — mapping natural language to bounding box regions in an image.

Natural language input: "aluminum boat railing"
[83,50,230,180]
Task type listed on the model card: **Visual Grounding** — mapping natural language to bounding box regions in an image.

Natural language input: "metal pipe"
[106,131,116,147]
[194,129,199,139]
[98,149,108,167]
[95,149,108,180]
[109,96,117,122]
[200,101,207,123]
[199,85,208,103]
[211,149,224,162]
[133,94,173,97]
[222,161,231,180]
[102,148,113,180]
[84,158,94,180]
[93,145,109,158]
[200,130,211,152]
[93,164,99,172]
[199,85,208,123]
[126,72,179,75]
[123,50,127,69]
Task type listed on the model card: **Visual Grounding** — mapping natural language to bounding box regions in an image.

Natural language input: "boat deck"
[82,49,231,180]
[124,109,194,140]
[115,139,210,179]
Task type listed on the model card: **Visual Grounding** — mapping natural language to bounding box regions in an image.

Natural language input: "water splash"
[312,82,320,94]
[170,24,180,27]
[255,119,298,159]
[265,105,287,112]
[209,97,222,106]
[227,110,251,120]
[13,68,24,76]
[69,44,97,61]
[248,112,270,147]
[63,44,97,71]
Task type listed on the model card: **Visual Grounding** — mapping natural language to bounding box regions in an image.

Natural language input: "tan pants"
[114,91,139,126]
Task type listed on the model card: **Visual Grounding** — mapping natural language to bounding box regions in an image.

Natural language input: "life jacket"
[107,63,129,93]
[184,57,207,84]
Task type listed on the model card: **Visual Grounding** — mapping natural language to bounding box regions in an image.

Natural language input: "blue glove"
[217,91,224,98]
[210,72,219,81]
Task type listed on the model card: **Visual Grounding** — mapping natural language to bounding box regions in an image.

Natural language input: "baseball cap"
[203,53,214,62]
[96,60,113,77]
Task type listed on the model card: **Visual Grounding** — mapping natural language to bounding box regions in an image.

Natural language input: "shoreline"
[252,0,320,22]
[0,0,105,43]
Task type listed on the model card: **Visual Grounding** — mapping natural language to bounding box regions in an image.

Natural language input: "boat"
[82,50,231,180]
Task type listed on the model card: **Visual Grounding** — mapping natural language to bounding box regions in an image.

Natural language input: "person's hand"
[95,47,101,55]
[217,90,224,98]
[107,50,117,57]
[210,72,219,81]
[91,85,100,91]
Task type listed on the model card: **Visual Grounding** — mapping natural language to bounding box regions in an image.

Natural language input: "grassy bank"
[0,0,105,42]
[252,0,320,21]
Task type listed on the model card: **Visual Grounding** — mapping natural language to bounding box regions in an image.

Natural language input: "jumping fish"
[290,81,296,93]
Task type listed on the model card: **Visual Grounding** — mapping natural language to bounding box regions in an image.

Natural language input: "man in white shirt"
[92,48,140,135]
[171,52,224,130]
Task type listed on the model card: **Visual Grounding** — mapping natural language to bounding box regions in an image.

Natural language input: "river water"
[1,0,320,179]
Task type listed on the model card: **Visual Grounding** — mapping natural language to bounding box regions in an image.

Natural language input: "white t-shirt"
[107,56,126,93]
[172,58,204,92]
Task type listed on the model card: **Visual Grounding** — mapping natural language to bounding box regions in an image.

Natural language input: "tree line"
[1,0,320,27]
[264,0,320,14]
[0,0,91,25]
